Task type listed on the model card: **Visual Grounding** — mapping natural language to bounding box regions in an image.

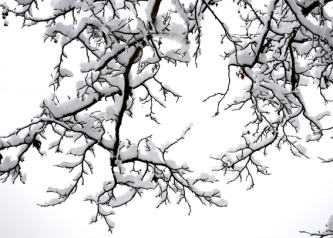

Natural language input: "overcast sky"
[1,2,333,238]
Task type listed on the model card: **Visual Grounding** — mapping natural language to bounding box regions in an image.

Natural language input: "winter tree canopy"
[1,0,333,236]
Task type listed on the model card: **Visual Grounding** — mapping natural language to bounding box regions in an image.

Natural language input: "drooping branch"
[0,0,227,233]
[205,0,333,191]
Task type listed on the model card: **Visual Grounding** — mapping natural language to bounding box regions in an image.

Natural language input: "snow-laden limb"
[204,0,333,191]
[300,230,333,238]
[82,128,226,232]
[0,120,47,183]
[212,131,272,190]
[319,157,333,163]
[0,0,225,233]
[300,215,333,237]
[201,1,333,235]
[118,125,227,212]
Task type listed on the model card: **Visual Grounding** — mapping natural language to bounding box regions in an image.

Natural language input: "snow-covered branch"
[0,0,225,233]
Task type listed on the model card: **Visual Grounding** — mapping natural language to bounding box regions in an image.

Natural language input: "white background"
[1,2,333,238]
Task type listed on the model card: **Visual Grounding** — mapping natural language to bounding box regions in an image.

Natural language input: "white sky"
[1,1,333,238]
